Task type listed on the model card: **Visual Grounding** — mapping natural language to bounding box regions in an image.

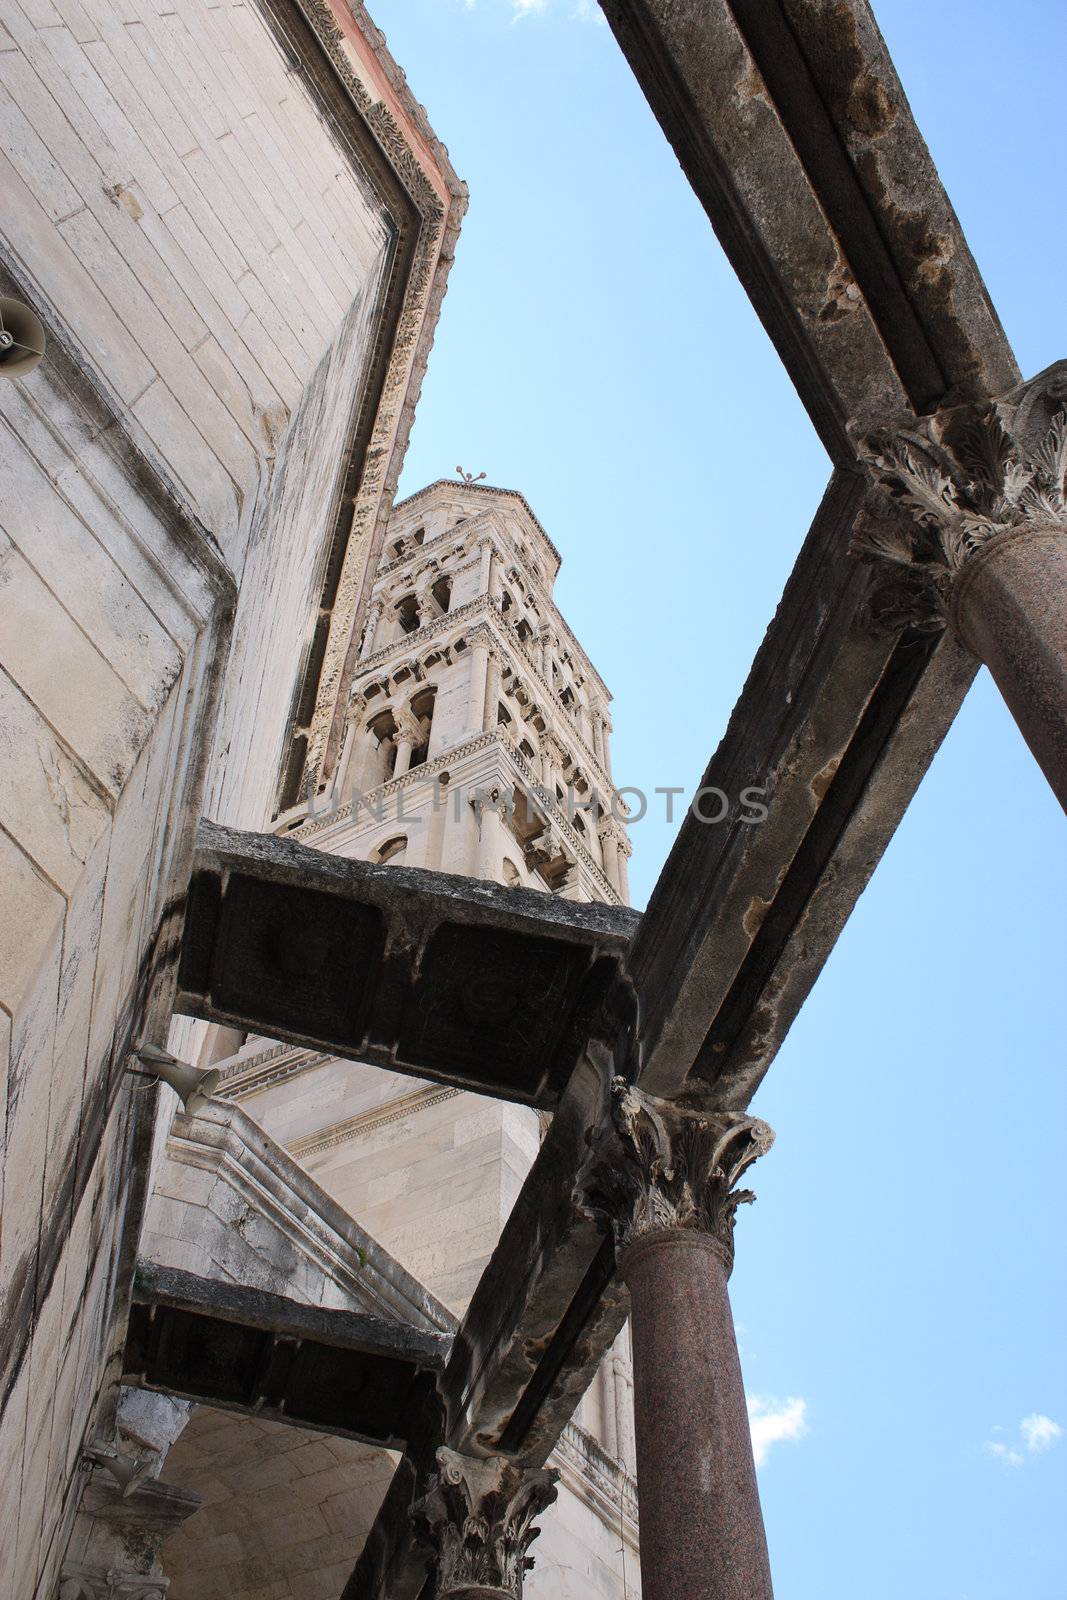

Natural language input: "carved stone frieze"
[574,1077,774,1268]
[413,1448,559,1599]
[852,362,1067,634]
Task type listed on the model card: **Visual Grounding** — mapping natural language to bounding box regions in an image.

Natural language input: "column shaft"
[360,602,383,660]
[952,526,1067,812]
[484,653,502,733]
[468,643,489,737]
[600,830,620,893]
[621,1230,773,1600]
[393,738,414,778]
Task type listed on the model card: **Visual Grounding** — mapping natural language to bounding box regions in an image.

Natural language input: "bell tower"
[316,477,631,901]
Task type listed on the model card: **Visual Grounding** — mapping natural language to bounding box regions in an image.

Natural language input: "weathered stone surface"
[413,1448,559,1600]
[125,1262,450,1447]
[176,820,638,1107]
[0,3,465,1591]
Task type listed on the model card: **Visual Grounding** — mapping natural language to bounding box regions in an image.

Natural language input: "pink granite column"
[576,1079,776,1600]
[621,1229,771,1600]
[950,525,1067,813]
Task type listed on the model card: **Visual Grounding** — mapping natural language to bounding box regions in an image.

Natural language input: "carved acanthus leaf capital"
[414,1448,560,1599]
[852,362,1067,633]
[574,1078,774,1268]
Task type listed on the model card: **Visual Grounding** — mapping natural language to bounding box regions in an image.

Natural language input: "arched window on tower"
[367,708,399,782]
[375,835,408,865]
[408,685,437,769]
[431,575,452,614]
[395,593,420,635]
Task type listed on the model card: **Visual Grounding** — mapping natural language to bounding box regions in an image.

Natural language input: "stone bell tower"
[317,476,631,902]
[206,478,639,1596]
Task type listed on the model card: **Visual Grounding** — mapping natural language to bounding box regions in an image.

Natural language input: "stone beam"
[123,1262,452,1448]
[176,820,638,1108]
[599,0,1018,459]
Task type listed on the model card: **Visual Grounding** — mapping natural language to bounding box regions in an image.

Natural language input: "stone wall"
[0,2,462,1592]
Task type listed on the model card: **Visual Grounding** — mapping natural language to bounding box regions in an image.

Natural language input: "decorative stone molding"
[144,1097,454,1330]
[289,731,625,904]
[287,1083,461,1159]
[574,1077,774,1268]
[852,362,1067,636]
[60,1568,168,1600]
[59,1467,201,1600]
[414,1448,560,1599]
[553,1421,639,1549]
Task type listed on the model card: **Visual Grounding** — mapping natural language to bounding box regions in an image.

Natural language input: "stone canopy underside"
[176,821,639,1108]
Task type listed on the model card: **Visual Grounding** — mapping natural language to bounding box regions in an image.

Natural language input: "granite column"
[576,1079,775,1600]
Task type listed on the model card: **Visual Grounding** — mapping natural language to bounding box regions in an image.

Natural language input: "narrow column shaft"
[479,539,493,596]
[484,654,501,733]
[952,527,1067,812]
[468,642,490,736]
[621,1231,773,1600]
[360,602,383,660]
[393,738,414,778]
[599,829,620,892]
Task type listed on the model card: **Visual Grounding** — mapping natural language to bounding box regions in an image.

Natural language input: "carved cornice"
[288,1084,461,1158]
[289,727,624,904]
[853,363,1067,635]
[414,1449,559,1599]
[552,1422,638,1546]
[217,1044,332,1097]
[574,1077,774,1268]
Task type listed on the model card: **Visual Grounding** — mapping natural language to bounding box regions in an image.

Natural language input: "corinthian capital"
[852,361,1067,632]
[414,1448,559,1599]
[574,1078,774,1268]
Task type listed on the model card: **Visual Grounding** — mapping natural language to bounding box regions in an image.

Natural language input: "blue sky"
[369,1,1067,1593]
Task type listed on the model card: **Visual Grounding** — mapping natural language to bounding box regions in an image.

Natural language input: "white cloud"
[747,1395,808,1468]
[1020,1414,1063,1454]
[511,0,547,14]
[984,1413,1062,1467]
[984,1439,1024,1468]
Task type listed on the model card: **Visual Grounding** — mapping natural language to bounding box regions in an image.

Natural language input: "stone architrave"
[575,1076,775,1600]
[413,1447,560,1600]
[854,361,1067,809]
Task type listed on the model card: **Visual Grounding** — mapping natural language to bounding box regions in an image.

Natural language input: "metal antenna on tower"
[456,466,487,485]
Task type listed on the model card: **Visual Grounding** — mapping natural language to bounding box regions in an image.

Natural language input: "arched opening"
[395,593,420,635]
[367,708,399,781]
[375,835,408,865]
[408,685,437,769]
[431,575,452,613]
